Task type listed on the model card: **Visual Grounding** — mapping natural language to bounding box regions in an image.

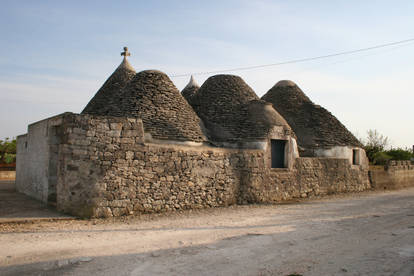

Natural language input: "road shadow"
[0,180,73,223]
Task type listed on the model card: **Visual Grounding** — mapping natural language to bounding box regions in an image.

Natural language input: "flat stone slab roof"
[0,180,73,223]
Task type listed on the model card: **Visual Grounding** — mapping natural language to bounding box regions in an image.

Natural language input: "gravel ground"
[1,188,414,276]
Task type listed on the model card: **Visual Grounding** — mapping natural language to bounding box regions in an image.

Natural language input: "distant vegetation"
[360,130,413,165]
[0,138,16,164]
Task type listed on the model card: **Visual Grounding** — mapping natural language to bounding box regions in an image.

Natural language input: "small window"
[352,149,359,165]
[271,139,286,168]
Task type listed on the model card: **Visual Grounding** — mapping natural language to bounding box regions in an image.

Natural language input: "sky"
[0,0,413,148]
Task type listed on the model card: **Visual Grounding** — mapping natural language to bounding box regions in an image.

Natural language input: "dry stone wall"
[369,161,414,190]
[35,113,371,218]
[239,157,370,204]
[56,113,255,217]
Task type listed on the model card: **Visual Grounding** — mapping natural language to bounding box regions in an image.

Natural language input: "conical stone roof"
[107,70,207,142]
[190,74,293,142]
[262,80,362,155]
[82,54,136,115]
[246,99,295,139]
[181,75,199,104]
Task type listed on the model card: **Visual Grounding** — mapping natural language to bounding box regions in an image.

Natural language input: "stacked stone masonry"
[45,113,371,218]
[97,70,207,143]
[191,75,263,142]
[14,54,388,219]
[369,160,414,190]
[262,83,362,156]
[81,59,136,116]
[181,84,199,105]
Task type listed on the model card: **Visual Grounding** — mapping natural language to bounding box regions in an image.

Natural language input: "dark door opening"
[271,139,286,168]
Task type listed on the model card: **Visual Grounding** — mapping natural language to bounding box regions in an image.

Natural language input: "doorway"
[271,139,286,168]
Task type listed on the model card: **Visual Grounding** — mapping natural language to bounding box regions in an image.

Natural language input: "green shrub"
[4,153,16,164]
[360,130,413,164]
[372,151,392,165]
[0,138,16,164]
[385,148,413,160]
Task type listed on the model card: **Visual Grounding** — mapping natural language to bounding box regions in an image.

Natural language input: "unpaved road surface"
[1,188,414,276]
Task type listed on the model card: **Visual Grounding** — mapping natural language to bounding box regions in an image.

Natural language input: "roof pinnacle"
[185,75,199,88]
[121,46,131,59]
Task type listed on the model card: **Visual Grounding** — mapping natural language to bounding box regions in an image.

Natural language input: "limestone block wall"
[369,161,414,190]
[55,113,261,217]
[91,146,255,217]
[17,112,371,218]
[239,157,370,204]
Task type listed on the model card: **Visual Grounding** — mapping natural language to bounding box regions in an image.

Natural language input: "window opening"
[352,149,358,165]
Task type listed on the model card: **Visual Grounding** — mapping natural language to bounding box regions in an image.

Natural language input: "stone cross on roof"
[121,47,131,59]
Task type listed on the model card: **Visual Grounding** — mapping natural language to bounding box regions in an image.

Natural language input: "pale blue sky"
[1,0,413,147]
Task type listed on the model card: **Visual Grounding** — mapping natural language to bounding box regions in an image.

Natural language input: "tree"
[365,129,389,150]
[362,130,390,164]
[360,130,413,164]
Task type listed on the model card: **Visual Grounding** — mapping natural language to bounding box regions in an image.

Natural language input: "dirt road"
[1,188,414,276]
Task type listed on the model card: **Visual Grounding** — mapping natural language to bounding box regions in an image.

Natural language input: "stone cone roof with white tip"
[82,57,136,115]
[262,80,362,155]
[181,75,199,104]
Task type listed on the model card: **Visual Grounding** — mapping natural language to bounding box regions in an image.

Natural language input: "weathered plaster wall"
[314,146,368,168]
[16,121,50,202]
[16,114,66,203]
[369,161,414,190]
